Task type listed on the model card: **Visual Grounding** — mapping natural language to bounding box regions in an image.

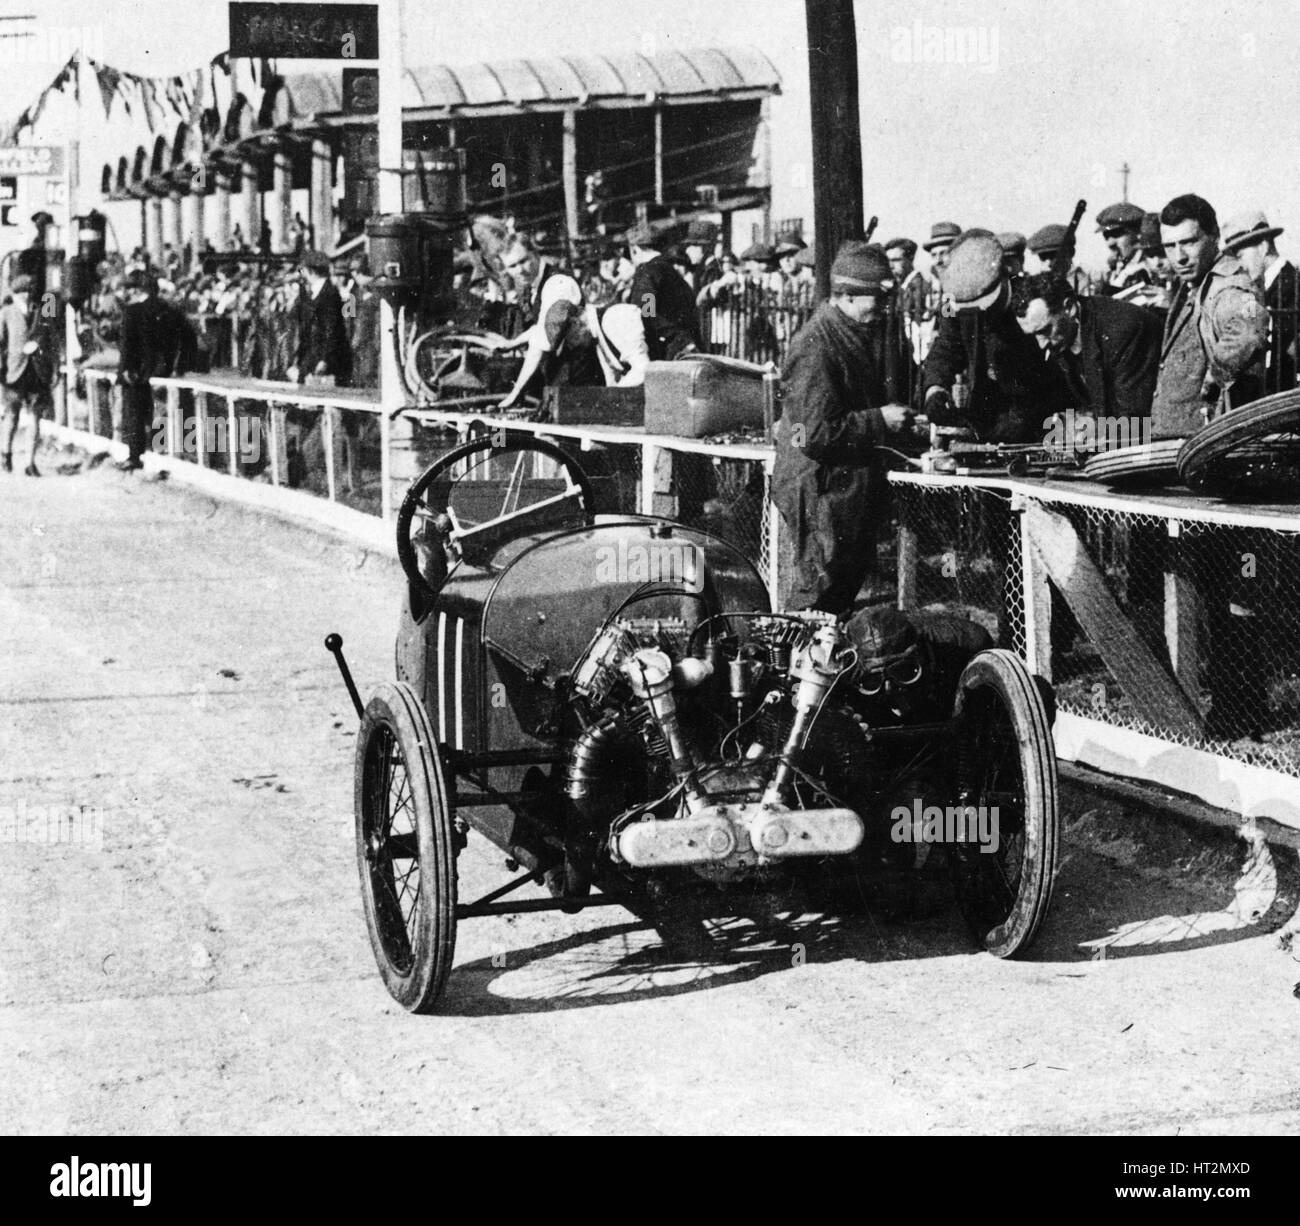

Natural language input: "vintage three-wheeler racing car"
[328,435,1059,1012]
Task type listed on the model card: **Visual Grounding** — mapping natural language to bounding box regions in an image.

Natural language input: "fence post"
[1164,518,1200,697]
[268,403,287,487]
[639,441,658,516]
[1016,493,1052,678]
[195,391,208,468]
[765,458,781,609]
[897,519,917,610]
[226,396,239,476]
[322,405,337,501]
[166,385,181,458]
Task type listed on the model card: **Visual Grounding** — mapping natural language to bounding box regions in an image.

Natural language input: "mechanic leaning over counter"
[773,241,914,615]
[922,229,1065,442]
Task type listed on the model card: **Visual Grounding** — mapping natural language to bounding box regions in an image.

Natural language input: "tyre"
[1081,439,1185,487]
[949,650,1059,958]
[1177,389,1300,497]
[355,681,458,1012]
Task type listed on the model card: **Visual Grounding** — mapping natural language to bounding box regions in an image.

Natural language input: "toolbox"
[643,355,775,438]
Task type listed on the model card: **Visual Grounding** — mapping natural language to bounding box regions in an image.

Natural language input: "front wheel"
[355,681,458,1011]
[949,650,1059,958]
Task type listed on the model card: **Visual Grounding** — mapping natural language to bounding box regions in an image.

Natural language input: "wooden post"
[269,403,288,486]
[240,159,261,248]
[1017,497,1053,679]
[804,0,864,299]
[562,109,579,243]
[897,521,918,611]
[183,187,205,270]
[214,171,233,250]
[323,406,338,501]
[166,385,181,457]
[272,148,293,254]
[1164,518,1201,700]
[640,442,658,515]
[377,0,406,521]
[653,107,663,205]
[311,138,333,253]
[147,196,165,265]
[226,397,239,476]
[195,391,208,467]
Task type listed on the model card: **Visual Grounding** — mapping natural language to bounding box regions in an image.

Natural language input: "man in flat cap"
[1221,209,1296,393]
[1096,202,1150,299]
[1,274,55,476]
[1027,224,1093,297]
[626,221,701,360]
[922,230,1064,443]
[1151,194,1268,438]
[996,232,1027,281]
[773,241,914,614]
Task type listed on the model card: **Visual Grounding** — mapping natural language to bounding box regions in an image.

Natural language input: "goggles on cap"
[855,646,923,695]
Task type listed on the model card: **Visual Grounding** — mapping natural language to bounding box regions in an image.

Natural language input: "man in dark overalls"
[773,242,913,614]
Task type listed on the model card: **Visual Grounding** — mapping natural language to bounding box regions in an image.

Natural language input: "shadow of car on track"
[428,823,1300,1015]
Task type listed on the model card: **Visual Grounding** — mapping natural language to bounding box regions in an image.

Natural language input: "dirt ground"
[3,445,1299,1135]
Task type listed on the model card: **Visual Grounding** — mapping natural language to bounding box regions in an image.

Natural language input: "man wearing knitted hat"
[772,240,914,614]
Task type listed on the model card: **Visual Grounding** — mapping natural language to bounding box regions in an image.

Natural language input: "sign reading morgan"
[229,2,379,60]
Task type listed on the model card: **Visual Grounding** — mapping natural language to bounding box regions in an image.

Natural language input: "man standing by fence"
[773,242,913,614]
[116,271,194,473]
[1,275,54,477]
[1150,194,1268,437]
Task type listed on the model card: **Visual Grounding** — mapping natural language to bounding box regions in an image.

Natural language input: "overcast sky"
[6,0,1300,272]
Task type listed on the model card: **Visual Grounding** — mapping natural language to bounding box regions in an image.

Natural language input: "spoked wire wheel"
[949,650,1059,958]
[355,681,458,1012]
[1177,388,1300,499]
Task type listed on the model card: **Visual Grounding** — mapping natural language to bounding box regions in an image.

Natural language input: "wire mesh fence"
[893,475,1300,778]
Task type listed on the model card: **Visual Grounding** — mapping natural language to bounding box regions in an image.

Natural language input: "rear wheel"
[355,681,457,1012]
[949,650,1059,958]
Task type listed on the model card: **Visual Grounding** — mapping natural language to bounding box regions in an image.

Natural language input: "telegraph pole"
[805,0,864,299]
[1120,161,1131,203]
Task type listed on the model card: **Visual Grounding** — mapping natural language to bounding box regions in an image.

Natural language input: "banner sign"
[229,3,379,60]
[0,146,65,177]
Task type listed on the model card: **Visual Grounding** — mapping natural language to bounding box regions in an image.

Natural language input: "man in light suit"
[1,274,55,476]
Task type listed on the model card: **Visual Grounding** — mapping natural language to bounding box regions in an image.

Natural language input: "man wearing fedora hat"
[922,230,1064,442]
[773,241,914,614]
[1221,209,1297,393]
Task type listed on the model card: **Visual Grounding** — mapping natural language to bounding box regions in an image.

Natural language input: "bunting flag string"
[13,48,266,139]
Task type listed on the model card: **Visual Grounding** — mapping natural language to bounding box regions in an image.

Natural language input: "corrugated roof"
[282,44,779,120]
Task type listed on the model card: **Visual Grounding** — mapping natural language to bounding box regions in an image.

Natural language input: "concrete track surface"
[3,454,1299,1135]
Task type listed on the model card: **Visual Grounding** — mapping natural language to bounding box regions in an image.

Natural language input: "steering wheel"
[396,435,597,600]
